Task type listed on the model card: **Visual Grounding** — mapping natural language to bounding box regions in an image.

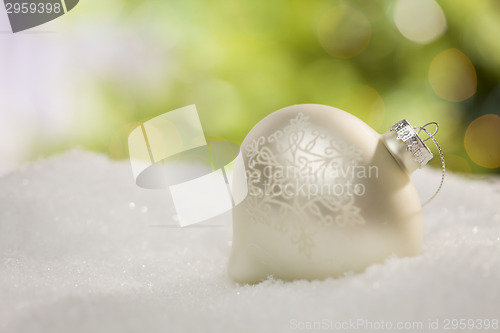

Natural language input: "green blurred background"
[1,0,499,174]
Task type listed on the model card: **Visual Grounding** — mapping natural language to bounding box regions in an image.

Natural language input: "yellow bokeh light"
[428,49,477,102]
[393,0,447,44]
[464,114,500,169]
[317,5,371,59]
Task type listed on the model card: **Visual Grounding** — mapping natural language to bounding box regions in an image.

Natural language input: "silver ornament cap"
[382,119,433,173]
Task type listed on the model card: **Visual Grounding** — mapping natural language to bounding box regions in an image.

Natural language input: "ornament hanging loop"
[416,122,439,141]
[414,122,445,207]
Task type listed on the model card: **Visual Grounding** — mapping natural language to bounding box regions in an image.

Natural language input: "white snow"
[1,150,499,333]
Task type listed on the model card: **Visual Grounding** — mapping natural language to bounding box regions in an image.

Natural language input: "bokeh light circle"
[393,0,447,44]
[464,114,500,169]
[428,49,477,102]
[317,5,371,59]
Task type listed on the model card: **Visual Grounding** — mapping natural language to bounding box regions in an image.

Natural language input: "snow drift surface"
[0,150,499,332]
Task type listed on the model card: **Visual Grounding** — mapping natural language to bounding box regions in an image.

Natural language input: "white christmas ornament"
[229,104,443,283]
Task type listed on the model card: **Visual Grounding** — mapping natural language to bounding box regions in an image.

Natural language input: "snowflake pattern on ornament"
[244,112,366,257]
